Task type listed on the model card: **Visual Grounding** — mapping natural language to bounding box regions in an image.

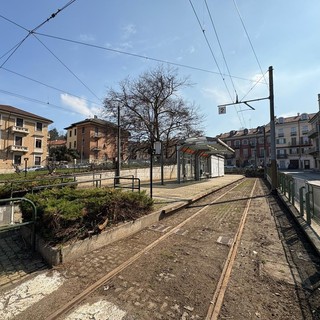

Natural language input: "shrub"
[21,187,153,245]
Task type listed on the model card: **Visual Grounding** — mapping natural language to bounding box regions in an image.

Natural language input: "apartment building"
[217,112,316,170]
[217,126,269,168]
[275,113,314,169]
[308,111,320,170]
[0,104,53,172]
[65,116,129,164]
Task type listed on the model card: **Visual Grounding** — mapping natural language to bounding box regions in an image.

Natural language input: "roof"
[179,136,234,156]
[64,116,117,130]
[276,113,316,124]
[48,139,67,146]
[0,104,53,123]
[217,126,268,140]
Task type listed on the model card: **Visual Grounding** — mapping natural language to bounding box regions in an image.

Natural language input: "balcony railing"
[10,125,29,134]
[290,132,297,136]
[276,154,288,159]
[91,147,101,152]
[9,145,28,152]
[308,127,320,138]
[308,147,319,155]
[91,133,103,139]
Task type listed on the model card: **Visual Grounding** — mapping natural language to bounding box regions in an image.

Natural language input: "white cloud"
[60,94,102,117]
[79,33,95,42]
[122,24,136,39]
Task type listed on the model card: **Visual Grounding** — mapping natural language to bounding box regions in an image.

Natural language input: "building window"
[243,149,248,157]
[258,137,264,144]
[290,127,297,136]
[242,139,248,145]
[291,137,297,146]
[36,122,43,131]
[302,125,308,134]
[82,127,85,134]
[276,138,286,144]
[16,118,23,127]
[69,130,72,137]
[14,155,21,165]
[74,141,76,148]
[35,139,42,149]
[74,128,77,135]
[278,128,284,137]
[259,148,265,157]
[35,156,41,165]
[278,117,284,124]
[301,113,308,121]
[15,136,22,146]
[234,140,240,147]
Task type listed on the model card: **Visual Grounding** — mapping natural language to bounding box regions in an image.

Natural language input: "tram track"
[43,177,263,320]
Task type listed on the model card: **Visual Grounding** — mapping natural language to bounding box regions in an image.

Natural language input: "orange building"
[64,116,129,164]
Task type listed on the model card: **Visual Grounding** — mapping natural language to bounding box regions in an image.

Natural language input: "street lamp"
[149,140,162,198]
[24,157,29,177]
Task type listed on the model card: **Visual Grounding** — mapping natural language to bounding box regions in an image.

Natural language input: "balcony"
[277,133,284,137]
[290,132,297,136]
[91,133,103,139]
[9,145,28,153]
[10,125,29,134]
[91,147,101,152]
[276,154,288,159]
[308,147,319,155]
[308,126,320,138]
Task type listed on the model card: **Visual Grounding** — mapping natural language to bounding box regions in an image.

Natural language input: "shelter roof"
[179,136,234,156]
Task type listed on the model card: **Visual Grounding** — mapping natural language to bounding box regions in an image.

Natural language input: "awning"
[179,136,234,156]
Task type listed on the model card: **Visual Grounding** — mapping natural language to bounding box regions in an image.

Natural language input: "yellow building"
[0,104,53,173]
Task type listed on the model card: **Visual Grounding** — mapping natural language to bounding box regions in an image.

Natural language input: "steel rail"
[206,178,258,319]
[47,179,248,320]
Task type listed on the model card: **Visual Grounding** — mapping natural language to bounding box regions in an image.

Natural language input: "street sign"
[218,106,226,114]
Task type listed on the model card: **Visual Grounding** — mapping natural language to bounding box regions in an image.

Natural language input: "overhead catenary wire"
[188,0,234,103]
[33,32,263,84]
[0,88,94,116]
[232,0,268,85]
[32,34,102,102]
[0,0,77,68]
[203,0,246,128]
[2,67,102,107]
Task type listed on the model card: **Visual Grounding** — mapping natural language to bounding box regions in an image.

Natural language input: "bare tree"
[103,65,204,157]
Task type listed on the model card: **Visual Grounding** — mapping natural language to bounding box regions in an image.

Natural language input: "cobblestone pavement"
[0,230,47,288]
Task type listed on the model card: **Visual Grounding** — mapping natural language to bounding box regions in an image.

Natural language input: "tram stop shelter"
[177,136,234,182]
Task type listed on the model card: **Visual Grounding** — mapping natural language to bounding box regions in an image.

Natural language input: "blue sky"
[1,0,320,137]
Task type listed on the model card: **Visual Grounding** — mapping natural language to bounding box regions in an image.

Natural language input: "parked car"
[23,165,45,172]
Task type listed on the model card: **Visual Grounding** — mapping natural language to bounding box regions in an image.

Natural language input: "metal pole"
[116,105,121,179]
[161,141,164,185]
[150,142,153,198]
[317,94,320,169]
[269,66,278,192]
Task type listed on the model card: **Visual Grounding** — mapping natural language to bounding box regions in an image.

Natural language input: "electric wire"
[239,69,268,102]
[0,0,77,68]
[232,0,268,85]
[32,34,102,102]
[34,32,261,84]
[2,67,102,107]
[204,0,237,96]
[203,0,246,128]
[188,0,234,103]
[0,88,89,116]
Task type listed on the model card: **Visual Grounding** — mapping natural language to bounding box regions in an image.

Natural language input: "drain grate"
[217,235,233,246]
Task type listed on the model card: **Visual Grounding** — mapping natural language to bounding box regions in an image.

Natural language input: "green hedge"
[20,187,153,245]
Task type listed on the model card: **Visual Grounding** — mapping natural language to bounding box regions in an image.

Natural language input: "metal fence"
[0,197,37,250]
[277,172,320,227]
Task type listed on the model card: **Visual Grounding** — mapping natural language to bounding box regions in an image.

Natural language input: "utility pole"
[318,94,320,169]
[268,66,277,192]
[116,105,121,180]
[217,65,278,192]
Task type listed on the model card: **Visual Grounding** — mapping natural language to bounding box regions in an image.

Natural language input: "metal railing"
[0,197,37,251]
[277,171,320,227]
[114,175,141,192]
